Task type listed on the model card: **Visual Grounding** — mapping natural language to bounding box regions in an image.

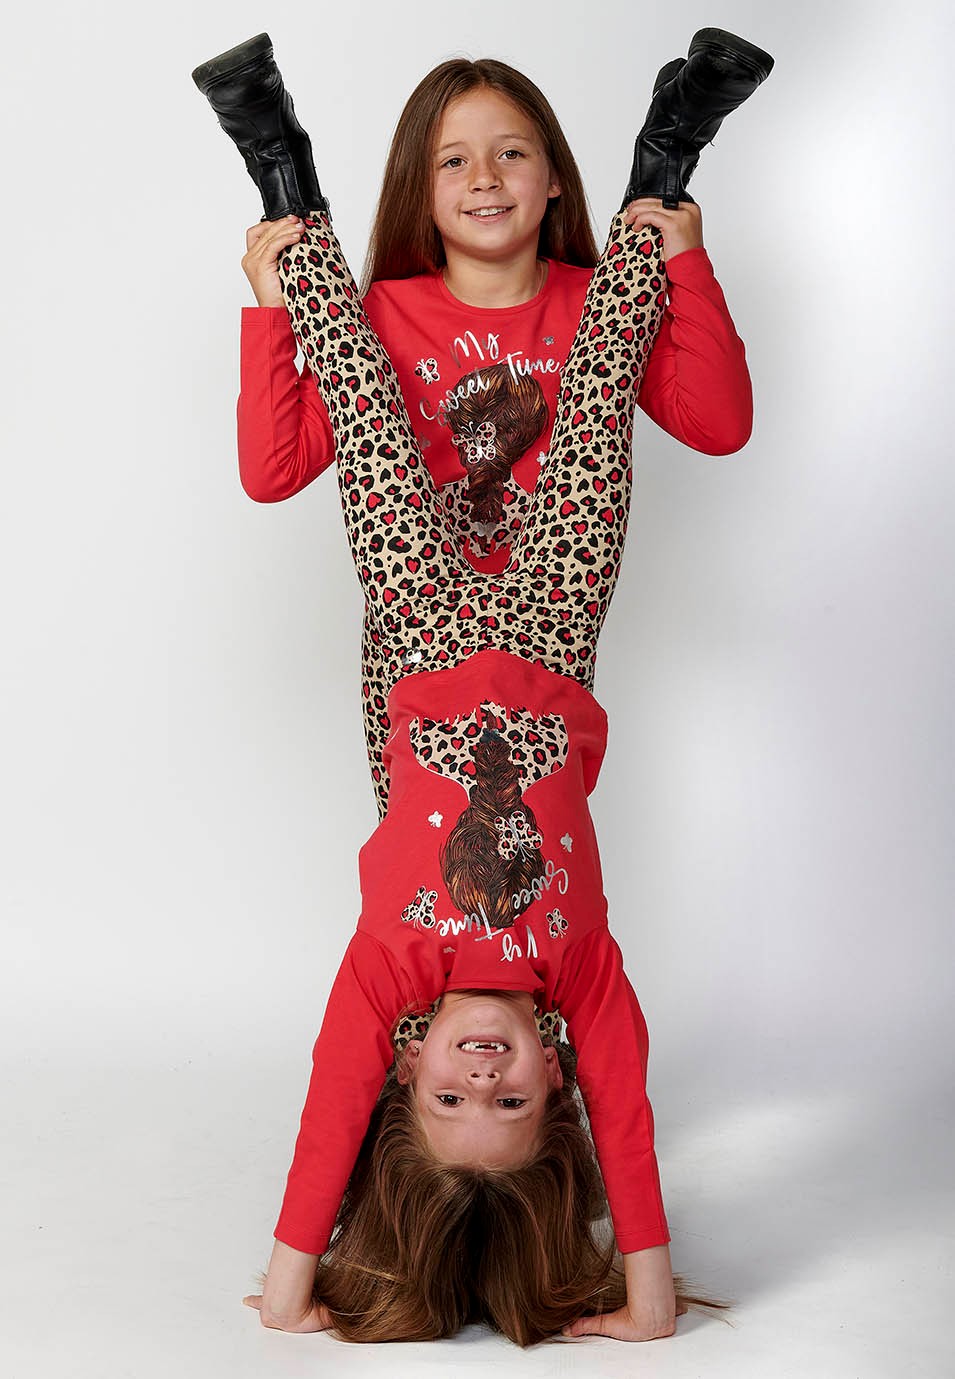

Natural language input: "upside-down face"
[397,987,563,1166]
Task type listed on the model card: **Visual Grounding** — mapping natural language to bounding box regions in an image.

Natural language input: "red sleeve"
[274,930,418,1255]
[554,927,670,1253]
[236,306,336,502]
[638,246,754,456]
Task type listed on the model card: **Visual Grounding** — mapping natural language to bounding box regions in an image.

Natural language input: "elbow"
[697,364,755,456]
[696,402,754,457]
[239,467,285,503]
[702,419,753,457]
[238,445,311,502]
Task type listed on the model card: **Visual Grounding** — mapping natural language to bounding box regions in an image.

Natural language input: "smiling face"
[396,989,563,1167]
[431,86,562,269]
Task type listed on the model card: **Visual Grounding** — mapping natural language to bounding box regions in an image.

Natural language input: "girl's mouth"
[464,206,513,219]
[457,1038,510,1052]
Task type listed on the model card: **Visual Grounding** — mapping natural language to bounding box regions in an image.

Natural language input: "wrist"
[264,1239,319,1305]
[664,241,705,265]
[623,1243,673,1295]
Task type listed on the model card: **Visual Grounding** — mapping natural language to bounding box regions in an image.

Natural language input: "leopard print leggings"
[278,211,666,818]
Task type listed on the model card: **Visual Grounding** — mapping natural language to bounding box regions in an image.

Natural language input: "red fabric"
[275,650,670,1257]
[257,249,751,1257]
[237,247,753,530]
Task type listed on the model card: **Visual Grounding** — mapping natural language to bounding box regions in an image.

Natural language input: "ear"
[543,1044,563,1090]
[547,167,562,200]
[396,1039,423,1085]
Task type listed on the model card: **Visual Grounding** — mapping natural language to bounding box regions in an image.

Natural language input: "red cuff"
[663,245,715,280]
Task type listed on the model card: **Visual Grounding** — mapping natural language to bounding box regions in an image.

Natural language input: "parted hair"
[440,731,545,929]
[361,57,600,291]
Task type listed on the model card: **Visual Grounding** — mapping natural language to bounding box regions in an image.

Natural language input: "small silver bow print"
[452,420,497,467]
[493,810,543,860]
[402,886,438,929]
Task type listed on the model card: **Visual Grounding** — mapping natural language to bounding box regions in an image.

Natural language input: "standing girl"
[234,55,757,817]
[193,31,771,1345]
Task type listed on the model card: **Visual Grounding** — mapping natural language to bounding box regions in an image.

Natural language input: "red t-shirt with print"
[275,649,669,1259]
[237,247,753,572]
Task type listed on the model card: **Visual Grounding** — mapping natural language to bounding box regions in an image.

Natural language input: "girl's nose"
[469,162,501,192]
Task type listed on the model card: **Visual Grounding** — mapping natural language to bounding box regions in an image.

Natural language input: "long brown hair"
[440,730,546,928]
[361,58,600,291]
[301,1042,728,1345]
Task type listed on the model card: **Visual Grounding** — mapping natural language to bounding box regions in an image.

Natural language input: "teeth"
[469,208,508,217]
[459,1040,508,1051]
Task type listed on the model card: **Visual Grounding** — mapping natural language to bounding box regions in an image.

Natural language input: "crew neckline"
[433,259,556,315]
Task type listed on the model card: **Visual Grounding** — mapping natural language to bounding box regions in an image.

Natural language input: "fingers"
[241,1293,332,1334]
[560,1308,678,1341]
[561,1315,606,1338]
[621,196,704,262]
[622,198,701,225]
[623,198,675,221]
[624,197,698,211]
[241,215,308,305]
[244,215,304,256]
[623,202,672,231]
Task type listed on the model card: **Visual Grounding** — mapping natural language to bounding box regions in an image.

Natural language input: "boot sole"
[687,27,774,82]
[191,32,273,90]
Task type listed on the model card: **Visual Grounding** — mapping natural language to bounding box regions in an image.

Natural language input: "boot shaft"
[650,48,771,150]
[193,33,325,220]
[621,28,774,208]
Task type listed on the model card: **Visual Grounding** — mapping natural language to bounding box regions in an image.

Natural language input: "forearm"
[623,1243,675,1314]
[562,1242,679,1340]
[275,933,415,1254]
[638,246,753,454]
[261,1238,319,1322]
[238,306,335,501]
[624,1243,673,1289]
[557,930,670,1250]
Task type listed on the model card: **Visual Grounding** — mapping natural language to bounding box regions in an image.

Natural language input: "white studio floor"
[4,1045,950,1379]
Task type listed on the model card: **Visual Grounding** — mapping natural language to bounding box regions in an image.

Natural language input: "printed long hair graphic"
[449,362,548,540]
[440,728,547,929]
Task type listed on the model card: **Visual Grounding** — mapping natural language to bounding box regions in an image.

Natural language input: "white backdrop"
[2,2,952,1376]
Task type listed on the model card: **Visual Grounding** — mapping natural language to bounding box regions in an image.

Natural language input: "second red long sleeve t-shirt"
[275,650,669,1260]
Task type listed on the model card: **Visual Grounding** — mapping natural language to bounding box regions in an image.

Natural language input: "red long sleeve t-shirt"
[237,247,753,546]
[275,650,669,1258]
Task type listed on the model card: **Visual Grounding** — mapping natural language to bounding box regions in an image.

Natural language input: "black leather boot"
[621,27,774,210]
[191,32,327,221]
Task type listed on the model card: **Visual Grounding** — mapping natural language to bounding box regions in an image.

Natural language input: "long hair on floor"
[293,1039,729,1345]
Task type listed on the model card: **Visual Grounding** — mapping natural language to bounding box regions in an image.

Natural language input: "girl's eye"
[442,156,464,169]
[501,149,524,160]
[436,1095,527,1108]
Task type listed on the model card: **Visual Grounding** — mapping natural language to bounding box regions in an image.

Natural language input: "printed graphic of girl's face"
[431,87,561,267]
[397,989,563,1166]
